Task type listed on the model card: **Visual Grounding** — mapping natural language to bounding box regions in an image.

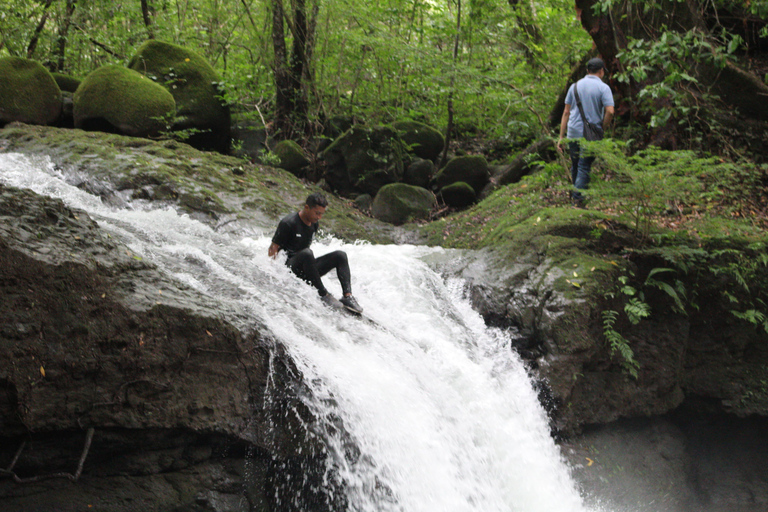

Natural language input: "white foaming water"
[0,153,593,512]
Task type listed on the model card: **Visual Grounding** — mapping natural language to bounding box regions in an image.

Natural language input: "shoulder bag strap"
[573,81,586,124]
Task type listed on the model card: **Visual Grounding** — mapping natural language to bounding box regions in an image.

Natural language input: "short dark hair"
[586,57,606,73]
[305,192,328,208]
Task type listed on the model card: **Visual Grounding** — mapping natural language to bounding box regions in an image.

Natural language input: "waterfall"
[0,152,594,512]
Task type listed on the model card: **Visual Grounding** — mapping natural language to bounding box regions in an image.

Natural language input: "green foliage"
[587,141,768,242]
[602,309,639,379]
[602,263,690,377]
[0,0,591,140]
[615,29,724,130]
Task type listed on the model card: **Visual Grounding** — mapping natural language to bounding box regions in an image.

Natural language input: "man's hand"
[268,242,280,259]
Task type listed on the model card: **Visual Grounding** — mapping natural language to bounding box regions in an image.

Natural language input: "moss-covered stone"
[403,158,435,189]
[440,181,476,207]
[320,125,404,195]
[73,65,176,138]
[0,124,394,244]
[51,72,81,93]
[371,183,436,225]
[0,57,61,127]
[128,40,231,153]
[393,120,444,161]
[274,140,309,176]
[434,155,490,194]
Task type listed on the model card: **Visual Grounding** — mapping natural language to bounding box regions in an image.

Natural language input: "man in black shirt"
[269,193,363,313]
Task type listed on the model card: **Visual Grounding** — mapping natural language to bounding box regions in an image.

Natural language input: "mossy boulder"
[434,155,490,194]
[128,40,231,153]
[320,125,406,195]
[440,181,476,208]
[51,72,81,93]
[0,57,62,127]
[274,140,309,176]
[403,158,435,189]
[73,65,176,138]
[393,121,445,161]
[371,183,436,225]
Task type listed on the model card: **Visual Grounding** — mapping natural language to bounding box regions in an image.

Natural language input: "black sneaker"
[320,294,345,310]
[340,295,363,314]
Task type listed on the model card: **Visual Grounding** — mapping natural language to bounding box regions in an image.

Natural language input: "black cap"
[586,57,606,72]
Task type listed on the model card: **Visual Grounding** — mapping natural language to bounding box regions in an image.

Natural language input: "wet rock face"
[453,248,768,435]
[0,184,337,511]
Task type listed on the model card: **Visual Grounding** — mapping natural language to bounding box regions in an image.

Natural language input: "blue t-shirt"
[565,75,614,139]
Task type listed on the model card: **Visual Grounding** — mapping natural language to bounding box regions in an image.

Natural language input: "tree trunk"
[289,0,309,130]
[271,0,294,137]
[270,0,316,138]
[53,0,77,72]
[27,0,55,59]
[439,0,461,169]
[141,0,155,39]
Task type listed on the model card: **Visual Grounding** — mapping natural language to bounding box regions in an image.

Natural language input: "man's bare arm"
[603,105,615,130]
[558,104,571,147]
[268,242,280,259]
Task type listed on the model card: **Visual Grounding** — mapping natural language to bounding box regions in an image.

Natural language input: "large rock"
[73,65,176,138]
[403,158,435,189]
[128,40,231,153]
[274,139,309,176]
[434,155,490,194]
[51,72,81,93]
[440,181,476,207]
[0,57,61,127]
[320,125,405,195]
[371,183,436,225]
[0,182,338,511]
[393,121,444,161]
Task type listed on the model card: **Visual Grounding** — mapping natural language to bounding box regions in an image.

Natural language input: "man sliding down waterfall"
[268,192,364,314]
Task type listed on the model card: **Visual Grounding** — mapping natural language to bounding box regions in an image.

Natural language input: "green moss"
[440,181,476,207]
[51,72,81,93]
[392,120,444,161]
[0,125,393,243]
[0,57,62,126]
[434,155,490,193]
[274,140,309,175]
[128,40,229,129]
[372,183,436,225]
[73,65,176,137]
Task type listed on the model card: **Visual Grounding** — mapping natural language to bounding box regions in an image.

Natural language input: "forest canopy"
[2,0,768,155]
[0,0,591,143]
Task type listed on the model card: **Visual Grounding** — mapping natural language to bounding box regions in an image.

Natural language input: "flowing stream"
[0,152,597,512]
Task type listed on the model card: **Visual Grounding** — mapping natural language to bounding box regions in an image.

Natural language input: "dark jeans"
[286,248,352,297]
[568,140,595,201]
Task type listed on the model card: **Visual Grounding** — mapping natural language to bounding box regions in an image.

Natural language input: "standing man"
[558,57,615,207]
[268,192,363,314]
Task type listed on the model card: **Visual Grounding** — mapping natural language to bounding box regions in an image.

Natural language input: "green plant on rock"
[602,309,640,379]
[602,265,689,378]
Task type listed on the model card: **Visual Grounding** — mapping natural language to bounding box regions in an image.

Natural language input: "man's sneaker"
[340,295,363,314]
[320,293,345,310]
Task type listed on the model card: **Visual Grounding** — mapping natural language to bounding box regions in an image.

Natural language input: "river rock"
[51,72,81,93]
[0,57,62,127]
[439,181,476,207]
[320,125,405,195]
[403,158,435,189]
[371,183,436,225]
[73,65,176,138]
[128,40,231,153]
[274,139,309,176]
[434,155,490,194]
[392,121,445,161]
[0,181,336,512]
